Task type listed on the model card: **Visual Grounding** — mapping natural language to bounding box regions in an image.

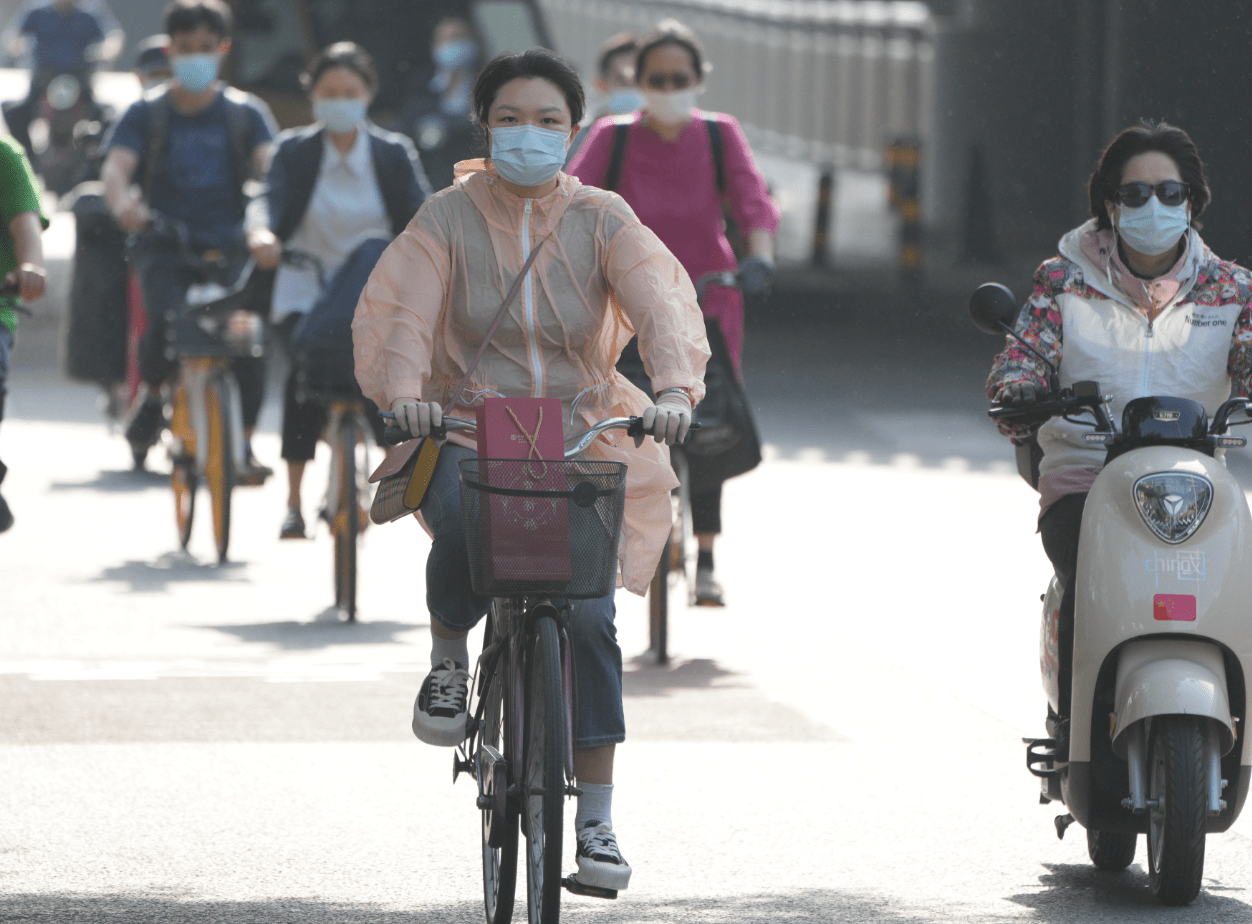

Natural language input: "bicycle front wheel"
[203,371,234,564]
[524,615,565,924]
[480,619,519,924]
[331,415,362,619]
[670,447,695,603]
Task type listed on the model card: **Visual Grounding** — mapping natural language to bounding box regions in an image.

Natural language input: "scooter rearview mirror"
[969,282,1018,335]
[970,281,1060,391]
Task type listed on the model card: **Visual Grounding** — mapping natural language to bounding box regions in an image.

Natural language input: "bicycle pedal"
[562,877,617,900]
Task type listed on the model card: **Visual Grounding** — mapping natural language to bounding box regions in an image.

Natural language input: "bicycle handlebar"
[380,413,699,457]
[280,246,326,288]
[694,270,739,305]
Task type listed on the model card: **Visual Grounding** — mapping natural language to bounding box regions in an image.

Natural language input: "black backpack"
[603,114,726,196]
[603,115,761,490]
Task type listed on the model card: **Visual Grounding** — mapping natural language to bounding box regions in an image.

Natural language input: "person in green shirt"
[0,135,49,532]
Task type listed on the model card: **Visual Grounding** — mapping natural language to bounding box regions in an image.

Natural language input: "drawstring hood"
[1067,219,1202,319]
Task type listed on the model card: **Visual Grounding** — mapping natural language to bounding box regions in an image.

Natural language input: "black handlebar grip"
[383,423,449,445]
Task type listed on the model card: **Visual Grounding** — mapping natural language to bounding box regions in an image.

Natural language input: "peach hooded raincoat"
[353,160,710,595]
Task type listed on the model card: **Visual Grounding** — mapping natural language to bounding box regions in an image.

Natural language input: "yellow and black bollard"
[886,138,922,284]
[811,168,834,267]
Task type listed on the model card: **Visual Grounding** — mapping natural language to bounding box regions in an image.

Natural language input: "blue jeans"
[420,444,625,747]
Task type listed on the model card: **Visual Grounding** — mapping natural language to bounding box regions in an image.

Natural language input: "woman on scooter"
[352,49,709,891]
[986,121,1252,747]
[246,42,432,539]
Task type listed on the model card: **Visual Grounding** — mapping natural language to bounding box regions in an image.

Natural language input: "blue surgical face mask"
[433,39,478,71]
[170,53,219,93]
[607,88,644,115]
[314,97,368,135]
[489,124,569,187]
[1115,196,1190,257]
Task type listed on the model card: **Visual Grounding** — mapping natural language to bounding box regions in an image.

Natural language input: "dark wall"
[1110,0,1252,264]
[927,0,1252,265]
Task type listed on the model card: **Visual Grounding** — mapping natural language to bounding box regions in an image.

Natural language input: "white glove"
[639,390,692,446]
[391,398,443,438]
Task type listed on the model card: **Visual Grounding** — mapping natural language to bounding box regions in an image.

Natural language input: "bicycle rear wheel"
[331,415,361,620]
[524,615,565,924]
[171,456,196,550]
[670,447,695,604]
[480,620,519,924]
[203,371,234,564]
[648,537,670,664]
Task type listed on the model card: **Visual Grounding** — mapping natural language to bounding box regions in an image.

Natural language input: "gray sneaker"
[412,658,471,746]
[574,820,632,891]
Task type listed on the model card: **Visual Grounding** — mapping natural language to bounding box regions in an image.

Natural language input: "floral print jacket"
[987,222,1252,445]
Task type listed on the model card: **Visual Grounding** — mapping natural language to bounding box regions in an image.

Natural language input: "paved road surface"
[4,286,1252,922]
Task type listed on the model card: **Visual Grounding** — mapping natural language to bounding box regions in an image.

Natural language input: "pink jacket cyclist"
[352,159,709,595]
[351,49,709,894]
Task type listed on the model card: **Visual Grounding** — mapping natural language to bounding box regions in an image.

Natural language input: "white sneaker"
[574,820,632,891]
[412,658,470,746]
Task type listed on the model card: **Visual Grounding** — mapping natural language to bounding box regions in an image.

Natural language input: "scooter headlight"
[1133,472,1213,544]
[46,74,81,111]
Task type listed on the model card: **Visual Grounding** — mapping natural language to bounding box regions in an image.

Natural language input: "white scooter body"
[1040,443,1252,835]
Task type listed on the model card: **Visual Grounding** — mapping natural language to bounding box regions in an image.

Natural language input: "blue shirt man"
[99,0,276,471]
[18,0,108,69]
[106,90,276,249]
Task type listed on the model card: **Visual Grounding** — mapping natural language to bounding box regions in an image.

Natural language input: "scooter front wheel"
[1147,716,1206,905]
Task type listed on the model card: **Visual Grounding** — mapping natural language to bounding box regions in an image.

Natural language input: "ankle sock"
[431,633,469,670]
[697,549,714,571]
[576,781,613,829]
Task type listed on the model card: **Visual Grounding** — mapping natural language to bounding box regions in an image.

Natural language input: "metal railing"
[541,0,934,170]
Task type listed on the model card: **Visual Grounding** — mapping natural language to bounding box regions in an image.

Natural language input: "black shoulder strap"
[142,90,170,198]
[603,121,631,192]
[704,116,726,196]
[222,87,256,184]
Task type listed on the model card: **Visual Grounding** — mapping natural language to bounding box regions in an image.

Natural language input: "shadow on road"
[91,553,249,591]
[0,890,948,923]
[623,656,740,696]
[204,618,426,649]
[622,657,841,743]
[49,468,168,493]
[1007,862,1252,919]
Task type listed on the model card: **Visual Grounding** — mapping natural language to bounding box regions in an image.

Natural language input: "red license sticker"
[1154,593,1197,621]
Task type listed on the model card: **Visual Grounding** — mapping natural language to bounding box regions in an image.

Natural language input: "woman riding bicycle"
[987,121,1252,751]
[246,42,431,539]
[352,49,709,892]
[567,20,779,605]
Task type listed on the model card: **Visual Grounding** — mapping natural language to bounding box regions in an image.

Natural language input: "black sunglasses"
[644,73,693,90]
[1114,180,1190,208]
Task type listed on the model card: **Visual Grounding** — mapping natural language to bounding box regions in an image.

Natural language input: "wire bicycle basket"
[459,459,627,599]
